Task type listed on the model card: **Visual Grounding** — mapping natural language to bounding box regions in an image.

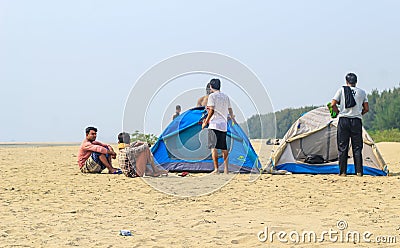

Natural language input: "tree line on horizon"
[243,85,400,142]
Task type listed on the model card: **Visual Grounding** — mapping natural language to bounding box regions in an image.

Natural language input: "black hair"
[176,105,181,110]
[209,78,221,90]
[118,132,131,144]
[206,83,211,95]
[85,126,97,135]
[345,73,357,85]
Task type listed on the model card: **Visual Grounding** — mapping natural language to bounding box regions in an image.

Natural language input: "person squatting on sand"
[331,72,369,177]
[202,78,235,174]
[78,127,121,174]
[117,132,168,177]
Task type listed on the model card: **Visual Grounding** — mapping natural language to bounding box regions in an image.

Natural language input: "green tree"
[370,85,400,131]
[362,89,378,130]
[130,130,158,146]
[243,106,317,139]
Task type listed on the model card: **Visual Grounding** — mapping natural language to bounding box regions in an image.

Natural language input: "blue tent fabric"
[275,163,387,176]
[151,107,261,173]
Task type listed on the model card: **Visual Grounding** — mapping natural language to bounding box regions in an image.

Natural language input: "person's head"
[345,73,357,86]
[209,78,221,92]
[118,132,131,144]
[176,105,181,113]
[85,126,98,142]
[206,82,212,95]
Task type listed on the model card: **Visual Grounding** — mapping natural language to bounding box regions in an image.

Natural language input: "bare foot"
[210,169,219,174]
[149,172,162,177]
[147,169,168,177]
[157,169,168,176]
[108,168,121,174]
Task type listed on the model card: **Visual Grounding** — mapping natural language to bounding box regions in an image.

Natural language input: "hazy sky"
[1,0,399,142]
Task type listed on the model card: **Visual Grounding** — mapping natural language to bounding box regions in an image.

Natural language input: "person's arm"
[202,106,214,129]
[228,108,236,123]
[93,140,111,149]
[84,141,107,153]
[197,96,204,107]
[331,99,340,115]
[362,93,369,115]
[201,95,209,107]
[362,102,369,115]
[93,141,115,152]
[202,94,214,129]
[227,97,235,123]
[91,141,116,158]
[132,141,145,147]
[331,88,342,115]
[108,146,116,158]
[106,144,114,153]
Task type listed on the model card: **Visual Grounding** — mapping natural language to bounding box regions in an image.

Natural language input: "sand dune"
[1,141,400,247]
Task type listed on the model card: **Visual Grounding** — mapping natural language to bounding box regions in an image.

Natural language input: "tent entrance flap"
[293,125,338,164]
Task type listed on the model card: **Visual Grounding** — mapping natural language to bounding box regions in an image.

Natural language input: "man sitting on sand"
[78,127,121,174]
[117,132,168,177]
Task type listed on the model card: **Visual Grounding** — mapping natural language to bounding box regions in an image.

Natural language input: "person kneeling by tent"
[117,132,168,177]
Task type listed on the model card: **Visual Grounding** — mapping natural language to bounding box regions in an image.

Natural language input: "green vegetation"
[130,130,158,146]
[368,129,400,143]
[244,85,400,142]
[245,106,318,138]
[363,87,400,131]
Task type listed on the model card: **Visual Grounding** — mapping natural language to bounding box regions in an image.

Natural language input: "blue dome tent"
[151,107,261,173]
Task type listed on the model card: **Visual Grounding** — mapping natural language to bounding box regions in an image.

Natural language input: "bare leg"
[146,149,168,176]
[222,150,229,174]
[211,148,219,173]
[138,148,166,176]
[134,151,148,177]
[99,154,117,173]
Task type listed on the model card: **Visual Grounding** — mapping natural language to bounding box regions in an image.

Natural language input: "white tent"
[270,107,387,176]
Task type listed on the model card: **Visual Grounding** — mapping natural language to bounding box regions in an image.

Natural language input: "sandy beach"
[1,141,400,247]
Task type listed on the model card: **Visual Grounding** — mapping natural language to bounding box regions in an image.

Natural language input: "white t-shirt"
[333,86,368,119]
[207,91,232,132]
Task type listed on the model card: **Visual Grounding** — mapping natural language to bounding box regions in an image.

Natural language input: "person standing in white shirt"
[331,72,369,176]
[202,79,235,174]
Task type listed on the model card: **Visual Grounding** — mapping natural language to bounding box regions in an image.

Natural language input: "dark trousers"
[337,117,363,175]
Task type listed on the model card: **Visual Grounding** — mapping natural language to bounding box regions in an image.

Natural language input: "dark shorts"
[91,152,108,170]
[208,129,227,150]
